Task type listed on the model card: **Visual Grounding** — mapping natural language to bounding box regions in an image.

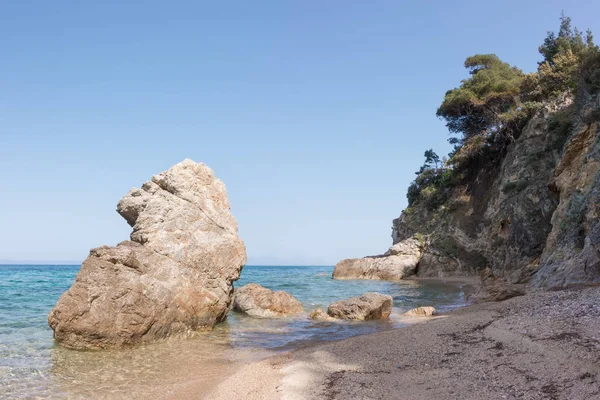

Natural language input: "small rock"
[403,306,437,317]
[327,292,393,321]
[233,283,303,318]
[308,308,337,322]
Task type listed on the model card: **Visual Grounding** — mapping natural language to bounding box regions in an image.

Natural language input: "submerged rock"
[233,283,303,318]
[48,159,247,349]
[332,237,425,281]
[402,306,437,317]
[327,292,393,321]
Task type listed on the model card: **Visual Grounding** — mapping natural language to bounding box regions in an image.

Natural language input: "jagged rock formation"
[392,96,600,289]
[48,159,246,349]
[327,293,393,321]
[332,237,425,280]
[232,283,303,318]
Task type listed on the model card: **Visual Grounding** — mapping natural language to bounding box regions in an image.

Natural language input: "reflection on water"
[0,265,471,399]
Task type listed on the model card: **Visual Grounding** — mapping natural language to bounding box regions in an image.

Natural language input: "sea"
[0,264,471,399]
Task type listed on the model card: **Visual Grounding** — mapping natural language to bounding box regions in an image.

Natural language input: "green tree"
[406,14,599,212]
[407,150,450,208]
[416,149,441,175]
[530,12,597,99]
[436,54,524,144]
[539,12,588,66]
[424,149,441,169]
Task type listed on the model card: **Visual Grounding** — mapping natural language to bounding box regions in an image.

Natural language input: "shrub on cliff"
[435,54,535,175]
[438,15,596,165]
[539,13,591,67]
[405,14,599,212]
[574,45,600,117]
[407,150,455,210]
[525,13,597,103]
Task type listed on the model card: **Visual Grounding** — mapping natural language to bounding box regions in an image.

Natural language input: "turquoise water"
[0,264,470,398]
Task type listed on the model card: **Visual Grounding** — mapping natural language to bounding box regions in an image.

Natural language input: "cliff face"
[392,96,600,289]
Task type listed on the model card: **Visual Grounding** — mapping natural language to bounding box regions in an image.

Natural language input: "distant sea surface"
[0,264,470,399]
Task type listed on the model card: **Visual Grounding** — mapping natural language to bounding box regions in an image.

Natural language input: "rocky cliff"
[48,159,246,349]
[392,96,600,289]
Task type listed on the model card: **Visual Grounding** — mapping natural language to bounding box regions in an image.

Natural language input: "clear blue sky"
[1,1,598,265]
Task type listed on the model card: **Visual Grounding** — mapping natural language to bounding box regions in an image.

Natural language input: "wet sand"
[206,286,600,400]
[45,332,273,399]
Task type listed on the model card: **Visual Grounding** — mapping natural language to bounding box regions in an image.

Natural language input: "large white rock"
[48,159,246,349]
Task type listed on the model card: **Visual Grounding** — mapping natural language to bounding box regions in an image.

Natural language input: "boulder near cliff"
[327,292,393,321]
[232,283,304,318]
[48,159,246,349]
[332,237,425,281]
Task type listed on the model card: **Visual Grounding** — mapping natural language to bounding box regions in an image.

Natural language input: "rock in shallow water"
[332,237,424,281]
[233,283,303,318]
[327,292,393,321]
[308,308,337,322]
[402,306,436,317]
[48,159,247,349]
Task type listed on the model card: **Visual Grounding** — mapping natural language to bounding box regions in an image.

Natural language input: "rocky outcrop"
[477,284,526,302]
[471,268,526,302]
[48,159,246,349]
[232,283,303,318]
[332,237,425,281]
[327,292,393,321]
[390,96,600,289]
[402,306,436,317]
[533,121,600,288]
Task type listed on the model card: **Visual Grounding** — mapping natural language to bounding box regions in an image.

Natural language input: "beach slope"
[208,287,600,400]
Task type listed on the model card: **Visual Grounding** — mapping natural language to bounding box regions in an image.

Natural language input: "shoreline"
[146,348,277,400]
[159,276,479,399]
[206,286,600,400]
[403,275,480,285]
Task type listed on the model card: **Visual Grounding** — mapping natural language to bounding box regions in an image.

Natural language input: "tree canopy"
[406,14,599,211]
[529,12,598,99]
[436,54,524,142]
[539,13,591,66]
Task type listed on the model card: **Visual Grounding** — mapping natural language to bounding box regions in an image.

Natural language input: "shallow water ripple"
[0,264,468,398]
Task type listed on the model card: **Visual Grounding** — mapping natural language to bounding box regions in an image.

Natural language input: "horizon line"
[0,262,334,267]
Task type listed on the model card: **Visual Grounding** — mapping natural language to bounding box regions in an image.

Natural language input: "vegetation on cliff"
[398,15,600,288]
[406,14,599,212]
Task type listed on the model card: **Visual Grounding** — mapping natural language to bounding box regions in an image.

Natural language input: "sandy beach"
[206,286,600,400]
